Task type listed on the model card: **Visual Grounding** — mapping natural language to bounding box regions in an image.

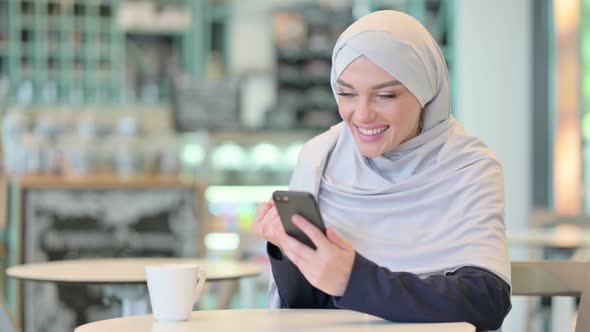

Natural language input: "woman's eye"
[337,92,356,97]
[376,94,399,100]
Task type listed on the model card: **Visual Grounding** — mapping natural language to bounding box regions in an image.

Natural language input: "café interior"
[0,0,588,331]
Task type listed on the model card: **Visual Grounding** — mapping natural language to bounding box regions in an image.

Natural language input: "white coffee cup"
[145,264,207,322]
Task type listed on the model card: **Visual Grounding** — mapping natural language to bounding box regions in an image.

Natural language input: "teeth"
[358,126,387,136]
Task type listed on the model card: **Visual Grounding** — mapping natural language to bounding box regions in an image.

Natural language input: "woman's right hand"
[251,199,286,248]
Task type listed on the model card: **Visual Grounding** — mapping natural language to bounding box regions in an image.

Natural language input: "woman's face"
[337,56,422,158]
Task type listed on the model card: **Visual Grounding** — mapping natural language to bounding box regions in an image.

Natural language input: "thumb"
[326,227,351,250]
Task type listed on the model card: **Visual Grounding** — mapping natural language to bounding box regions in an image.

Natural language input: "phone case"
[272,190,326,250]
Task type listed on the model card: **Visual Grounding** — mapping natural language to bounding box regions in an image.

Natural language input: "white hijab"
[269,10,510,308]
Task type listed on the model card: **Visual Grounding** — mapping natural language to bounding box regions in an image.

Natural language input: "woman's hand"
[251,199,286,249]
[279,215,356,297]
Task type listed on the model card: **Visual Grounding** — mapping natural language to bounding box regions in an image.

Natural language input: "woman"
[252,10,511,331]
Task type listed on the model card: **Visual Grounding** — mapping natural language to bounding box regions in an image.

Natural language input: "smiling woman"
[251,10,512,332]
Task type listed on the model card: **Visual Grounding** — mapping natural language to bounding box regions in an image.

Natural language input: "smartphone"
[272,190,326,250]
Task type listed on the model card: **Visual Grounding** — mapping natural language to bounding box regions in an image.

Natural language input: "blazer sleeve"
[333,252,512,331]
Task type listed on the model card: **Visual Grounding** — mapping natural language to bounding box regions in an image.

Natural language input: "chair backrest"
[511,261,590,332]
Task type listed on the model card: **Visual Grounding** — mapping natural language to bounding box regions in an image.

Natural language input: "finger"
[273,211,285,233]
[280,235,317,278]
[261,208,279,235]
[279,231,316,262]
[252,203,272,234]
[326,227,351,250]
[279,233,303,262]
[281,243,304,266]
[292,215,329,249]
[253,202,272,225]
[279,232,324,288]
[266,207,280,225]
[269,213,286,238]
[262,208,285,243]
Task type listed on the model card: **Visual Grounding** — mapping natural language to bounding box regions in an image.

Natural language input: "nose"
[354,98,376,123]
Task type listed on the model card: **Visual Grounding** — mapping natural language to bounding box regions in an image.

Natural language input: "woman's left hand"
[278,214,356,297]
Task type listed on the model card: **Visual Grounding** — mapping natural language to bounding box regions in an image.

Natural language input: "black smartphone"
[272,190,326,250]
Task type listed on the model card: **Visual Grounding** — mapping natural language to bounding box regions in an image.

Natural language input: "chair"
[511,261,590,332]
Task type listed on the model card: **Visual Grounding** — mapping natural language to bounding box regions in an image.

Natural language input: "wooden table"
[75,309,476,332]
[6,258,260,283]
[7,258,261,317]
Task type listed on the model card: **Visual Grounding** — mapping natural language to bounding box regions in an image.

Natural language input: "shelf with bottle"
[16,1,112,25]
[1,105,178,176]
[0,0,221,107]
[0,0,125,106]
[16,0,35,16]
[116,1,192,35]
[206,132,313,186]
[268,3,352,132]
[180,129,317,189]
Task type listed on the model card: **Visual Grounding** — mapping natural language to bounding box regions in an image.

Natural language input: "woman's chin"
[356,141,403,158]
[357,145,384,158]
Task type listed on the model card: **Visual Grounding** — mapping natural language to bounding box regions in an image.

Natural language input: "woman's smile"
[355,124,390,142]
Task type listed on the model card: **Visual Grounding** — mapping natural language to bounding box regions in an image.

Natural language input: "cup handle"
[192,270,207,304]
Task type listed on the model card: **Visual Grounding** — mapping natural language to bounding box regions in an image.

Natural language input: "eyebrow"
[337,79,402,89]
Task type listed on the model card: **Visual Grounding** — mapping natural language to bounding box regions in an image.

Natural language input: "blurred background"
[0,0,585,331]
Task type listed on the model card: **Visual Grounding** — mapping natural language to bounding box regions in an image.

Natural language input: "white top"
[74,309,475,332]
[6,258,261,284]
